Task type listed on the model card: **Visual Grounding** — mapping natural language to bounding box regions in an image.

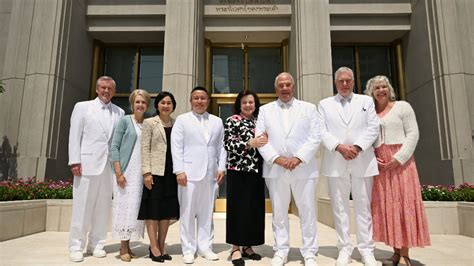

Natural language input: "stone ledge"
[0,200,47,241]
[1,198,473,241]
[317,197,474,237]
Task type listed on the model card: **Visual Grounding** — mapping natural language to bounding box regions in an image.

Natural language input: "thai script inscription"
[219,0,276,4]
[215,5,279,13]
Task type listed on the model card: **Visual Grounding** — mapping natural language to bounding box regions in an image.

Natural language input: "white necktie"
[341,98,350,120]
[200,116,210,142]
[281,104,290,133]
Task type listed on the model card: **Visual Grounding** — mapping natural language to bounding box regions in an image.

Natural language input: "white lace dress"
[112,121,145,240]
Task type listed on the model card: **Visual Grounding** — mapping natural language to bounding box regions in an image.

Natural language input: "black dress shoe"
[162,253,172,260]
[242,246,261,261]
[149,247,164,263]
[232,258,245,266]
[231,249,245,266]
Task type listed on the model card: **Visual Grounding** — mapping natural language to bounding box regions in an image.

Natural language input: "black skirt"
[226,169,265,246]
[137,174,179,221]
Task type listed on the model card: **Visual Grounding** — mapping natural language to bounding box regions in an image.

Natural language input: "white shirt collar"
[95,97,112,109]
[192,111,209,120]
[336,93,353,103]
[277,97,295,108]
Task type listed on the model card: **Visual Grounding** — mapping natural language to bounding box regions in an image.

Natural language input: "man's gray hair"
[96,76,116,88]
[274,72,295,88]
[334,67,354,81]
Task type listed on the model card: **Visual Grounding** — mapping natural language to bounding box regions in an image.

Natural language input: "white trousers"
[69,165,113,252]
[178,177,218,255]
[265,177,318,258]
[328,175,375,257]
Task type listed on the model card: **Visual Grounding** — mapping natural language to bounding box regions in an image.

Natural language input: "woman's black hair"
[154,91,177,115]
[233,90,261,118]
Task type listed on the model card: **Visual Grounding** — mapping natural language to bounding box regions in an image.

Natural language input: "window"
[211,46,282,94]
[101,46,164,116]
[331,44,400,97]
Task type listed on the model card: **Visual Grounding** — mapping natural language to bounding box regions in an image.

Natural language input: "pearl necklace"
[160,118,172,127]
[133,117,143,130]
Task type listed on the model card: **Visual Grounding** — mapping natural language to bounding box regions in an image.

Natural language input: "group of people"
[67,67,430,266]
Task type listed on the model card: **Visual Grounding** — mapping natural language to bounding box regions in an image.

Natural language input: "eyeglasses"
[336,79,353,84]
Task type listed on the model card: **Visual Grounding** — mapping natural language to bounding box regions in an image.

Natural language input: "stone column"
[289,0,333,207]
[290,0,333,104]
[162,0,205,115]
[406,0,473,185]
[0,0,92,180]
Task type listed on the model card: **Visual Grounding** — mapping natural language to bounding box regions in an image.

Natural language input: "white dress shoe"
[69,251,84,262]
[362,255,378,266]
[183,254,195,264]
[271,253,288,266]
[305,255,318,266]
[335,252,351,266]
[87,248,106,258]
[199,250,219,261]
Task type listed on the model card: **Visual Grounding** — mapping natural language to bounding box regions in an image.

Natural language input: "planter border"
[317,197,474,237]
[1,198,473,241]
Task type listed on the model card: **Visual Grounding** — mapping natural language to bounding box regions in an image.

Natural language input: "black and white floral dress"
[224,114,265,246]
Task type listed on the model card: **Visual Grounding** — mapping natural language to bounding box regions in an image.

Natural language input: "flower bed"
[0,177,72,201]
[421,183,474,202]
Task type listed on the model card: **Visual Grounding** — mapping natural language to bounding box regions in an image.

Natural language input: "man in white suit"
[256,72,321,266]
[318,67,379,266]
[68,76,124,262]
[171,86,226,264]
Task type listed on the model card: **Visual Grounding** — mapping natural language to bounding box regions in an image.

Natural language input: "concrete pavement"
[1,213,473,265]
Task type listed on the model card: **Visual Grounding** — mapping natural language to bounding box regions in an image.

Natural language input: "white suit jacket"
[318,93,379,178]
[68,97,124,176]
[171,111,227,182]
[256,99,321,179]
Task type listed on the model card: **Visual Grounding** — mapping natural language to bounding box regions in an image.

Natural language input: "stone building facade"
[0,0,472,193]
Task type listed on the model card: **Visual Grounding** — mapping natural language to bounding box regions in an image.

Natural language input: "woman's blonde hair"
[129,89,151,112]
[365,75,397,101]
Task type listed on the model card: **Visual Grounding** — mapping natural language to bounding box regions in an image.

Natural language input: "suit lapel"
[286,100,301,136]
[205,117,212,144]
[347,95,363,127]
[108,106,116,139]
[153,116,167,144]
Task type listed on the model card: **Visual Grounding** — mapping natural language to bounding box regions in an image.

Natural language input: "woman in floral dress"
[366,76,430,266]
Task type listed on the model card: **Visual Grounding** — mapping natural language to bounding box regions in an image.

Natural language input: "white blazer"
[318,93,379,178]
[256,99,321,179]
[171,111,227,182]
[68,97,124,176]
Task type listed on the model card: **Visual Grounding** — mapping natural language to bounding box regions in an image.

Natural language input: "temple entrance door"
[205,41,288,212]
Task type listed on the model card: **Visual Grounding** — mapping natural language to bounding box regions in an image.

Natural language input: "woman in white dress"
[111,89,150,262]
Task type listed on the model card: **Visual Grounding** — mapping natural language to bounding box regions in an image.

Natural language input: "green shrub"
[0,177,72,201]
[421,183,474,202]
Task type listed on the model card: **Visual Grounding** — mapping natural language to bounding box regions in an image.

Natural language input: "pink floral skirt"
[371,144,431,248]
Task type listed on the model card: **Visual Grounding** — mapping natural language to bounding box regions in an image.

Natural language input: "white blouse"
[375,101,419,164]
